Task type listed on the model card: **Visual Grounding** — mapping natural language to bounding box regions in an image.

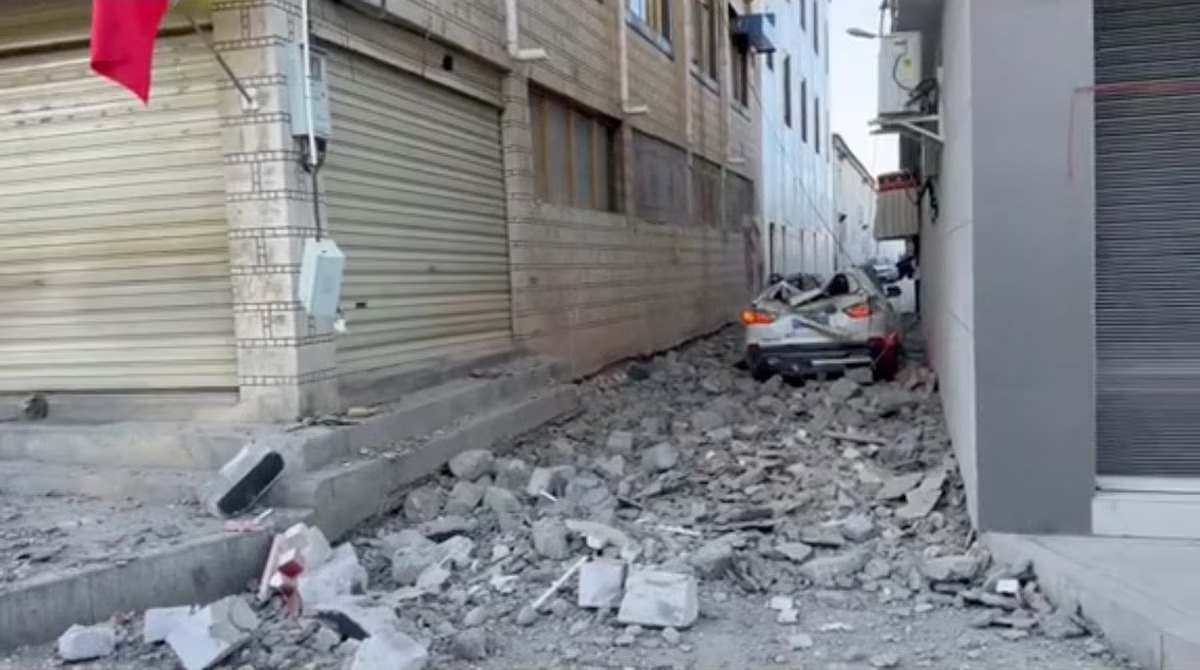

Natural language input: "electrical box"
[298,237,345,321]
[287,42,332,140]
[878,31,922,116]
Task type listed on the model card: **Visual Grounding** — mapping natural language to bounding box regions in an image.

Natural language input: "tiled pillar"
[212,0,339,421]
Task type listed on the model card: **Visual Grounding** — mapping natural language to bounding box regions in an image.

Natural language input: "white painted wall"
[919,0,978,522]
[758,0,835,280]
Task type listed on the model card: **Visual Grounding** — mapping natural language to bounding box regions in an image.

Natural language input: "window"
[782,56,792,127]
[812,0,819,53]
[692,0,717,79]
[628,0,671,42]
[799,0,806,30]
[814,95,821,154]
[800,78,808,142]
[729,7,749,107]
[530,87,618,211]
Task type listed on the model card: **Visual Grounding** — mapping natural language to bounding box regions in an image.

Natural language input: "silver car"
[741,265,903,381]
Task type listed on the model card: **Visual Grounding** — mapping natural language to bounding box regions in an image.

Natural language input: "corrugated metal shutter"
[324,48,512,379]
[1095,0,1200,475]
[0,37,235,392]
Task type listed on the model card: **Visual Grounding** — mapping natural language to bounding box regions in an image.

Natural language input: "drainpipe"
[504,0,548,61]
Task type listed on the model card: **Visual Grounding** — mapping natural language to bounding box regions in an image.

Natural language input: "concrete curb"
[0,510,312,649]
[270,385,581,540]
[987,533,1200,670]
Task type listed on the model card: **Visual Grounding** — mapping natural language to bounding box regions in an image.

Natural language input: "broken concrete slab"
[404,486,445,524]
[57,623,116,662]
[876,472,924,501]
[578,559,627,609]
[492,458,531,492]
[166,595,259,670]
[840,514,878,542]
[259,522,332,601]
[349,630,428,670]
[642,442,680,472]
[298,543,368,613]
[773,542,815,564]
[921,552,990,583]
[198,442,284,518]
[451,628,490,660]
[606,431,635,455]
[144,605,197,644]
[531,517,570,560]
[690,534,738,577]
[563,519,637,558]
[798,549,871,588]
[799,525,847,547]
[896,469,948,521]
[444,481,486,516]
[617,569,699,629]
[448,449,494,481]
[526,466,576,498]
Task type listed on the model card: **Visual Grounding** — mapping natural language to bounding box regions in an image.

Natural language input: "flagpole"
[178,5,256,110]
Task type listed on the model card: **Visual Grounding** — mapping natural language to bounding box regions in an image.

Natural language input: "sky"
[829,0,898,176]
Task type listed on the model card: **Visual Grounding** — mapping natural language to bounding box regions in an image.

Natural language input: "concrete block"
[260,522,332,600]
[526,466,576,498]
[578,559,627,609]
[617,569,699,629]
[144,605,197,644]
[391,536,474,586]
[448,449,494,481]
[641,443,680,472]
[57,623,116,661]
[444,481,486,516]
[166,596,260,670]
[199,442,285,518]
[298,543,368,613]
[531,518,570,559]
[798,549,871,587]
[350,631,428,670]
[606,431,634,455]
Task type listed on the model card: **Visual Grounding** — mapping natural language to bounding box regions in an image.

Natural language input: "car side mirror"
[886,285,902,298]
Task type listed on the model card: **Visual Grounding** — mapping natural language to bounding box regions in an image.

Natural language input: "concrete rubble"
[17,331,1132,670]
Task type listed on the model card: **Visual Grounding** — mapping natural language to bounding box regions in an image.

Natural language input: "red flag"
[90,0,171,102]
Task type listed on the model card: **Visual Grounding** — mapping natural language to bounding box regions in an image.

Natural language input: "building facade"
[894,0,1200,539]
[756,0,834,281]
[831,133,878,268]
[0,0,760,423]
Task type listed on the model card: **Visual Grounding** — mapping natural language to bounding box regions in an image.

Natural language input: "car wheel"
[750,363,774,383]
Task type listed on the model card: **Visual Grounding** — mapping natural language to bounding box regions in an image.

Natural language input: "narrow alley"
[2,331,1134,670]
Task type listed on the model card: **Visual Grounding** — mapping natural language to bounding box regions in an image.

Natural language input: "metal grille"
[0,38,235,391]
[1095,0,1200,475]
[324,47,514,382]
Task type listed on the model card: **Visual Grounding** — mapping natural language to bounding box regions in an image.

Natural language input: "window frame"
[729,6,750,108]
[691,0,718,81]
[814,94,822,154]
[782,55,792,128]
[627,0,672,48]
[530,87,619,212]
[800,77,808,143]
[812,0,819,53]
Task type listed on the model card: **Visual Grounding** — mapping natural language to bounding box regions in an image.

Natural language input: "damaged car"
[740,265,903,382]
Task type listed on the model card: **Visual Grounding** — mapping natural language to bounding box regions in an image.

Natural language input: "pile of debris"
[39,332,1106,669]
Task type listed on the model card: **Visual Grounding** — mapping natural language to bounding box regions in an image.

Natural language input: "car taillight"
[740,308,775,325]
[843,303,873,319]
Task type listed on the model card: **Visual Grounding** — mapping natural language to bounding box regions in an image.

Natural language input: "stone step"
[269,384,580,540]
[0,459,209,504]
[277,356,565,475]
[0,422,272,471]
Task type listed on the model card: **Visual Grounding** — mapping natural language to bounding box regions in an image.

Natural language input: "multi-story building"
[831,133,877,268]
[891,0,1200,542]
[0,0,763,423]
[757,0,835,281]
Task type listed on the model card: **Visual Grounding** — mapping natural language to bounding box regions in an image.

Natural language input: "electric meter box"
[286,42,332,140]
[298,237,345,321]
[878,31,923,116]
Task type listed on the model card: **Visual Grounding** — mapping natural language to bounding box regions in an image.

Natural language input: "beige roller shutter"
[325,48,513,379]
[0,37,236,391]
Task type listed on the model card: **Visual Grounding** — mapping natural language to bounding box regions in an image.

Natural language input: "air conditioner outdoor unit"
[878,31,922,116]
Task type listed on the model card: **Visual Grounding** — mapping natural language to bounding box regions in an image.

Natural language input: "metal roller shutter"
[0,37,235,392]
[324,48,513,379]
[1095,0,1200,475]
